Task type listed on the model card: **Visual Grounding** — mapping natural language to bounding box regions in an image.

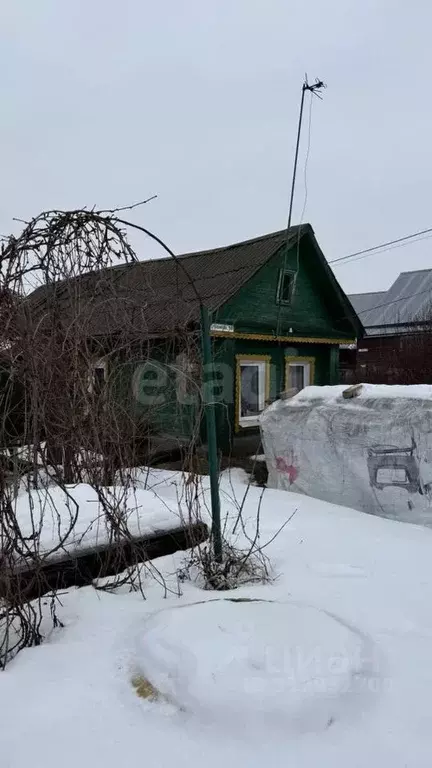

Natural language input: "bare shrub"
[177,480,293,591]
[178,540,272,591]
[0,207,204,666]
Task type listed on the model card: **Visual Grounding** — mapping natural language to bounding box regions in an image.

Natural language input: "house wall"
[208,237,346,454]
[110,237,351,457]
[213,337,338,455]
[112,343,200,447]
[212,239,354,340]
[113,335,339,458]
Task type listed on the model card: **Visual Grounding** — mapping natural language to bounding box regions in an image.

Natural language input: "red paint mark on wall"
[276,456,298,484]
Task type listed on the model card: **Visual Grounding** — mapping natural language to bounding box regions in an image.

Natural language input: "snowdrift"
[12,483,185,560]
[136,598,379,735]
[260,383,432,525]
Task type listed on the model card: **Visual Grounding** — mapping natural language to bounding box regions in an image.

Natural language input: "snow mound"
[136,599,380,735]
[280,383,432,405]
[11,483,183,561]
[261,383,432,526]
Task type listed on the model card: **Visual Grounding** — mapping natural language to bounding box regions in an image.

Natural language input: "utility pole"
[200,304,223,563]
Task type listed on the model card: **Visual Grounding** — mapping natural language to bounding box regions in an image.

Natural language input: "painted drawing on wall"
[367,439,421,494]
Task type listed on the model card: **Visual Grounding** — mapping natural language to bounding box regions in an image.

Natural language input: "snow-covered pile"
[1,473,432,766]
[285,383,432,404]
[261,383,432,525]
[10,481,189,561]
[137,599,378,735]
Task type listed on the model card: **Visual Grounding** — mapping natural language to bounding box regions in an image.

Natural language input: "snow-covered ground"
[11,479,191,561]
[1,470,432,767]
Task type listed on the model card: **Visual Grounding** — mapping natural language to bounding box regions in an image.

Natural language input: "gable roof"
[27,224,361,339]
[348,292,386,319]
[349,268,432,335]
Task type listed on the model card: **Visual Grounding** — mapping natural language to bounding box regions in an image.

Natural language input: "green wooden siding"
[212,240,354,339]
[110,236,349,453]
[212,337,338,451]
[120,338,339,451]
[212,337,236,454]
[112,348,199,442]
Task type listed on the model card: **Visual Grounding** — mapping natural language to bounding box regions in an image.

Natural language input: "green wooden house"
[185,224,362,454]
[29,224,362,457]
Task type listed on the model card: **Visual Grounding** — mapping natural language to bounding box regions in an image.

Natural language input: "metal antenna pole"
[286,77,326,232]
[276,76,326,389]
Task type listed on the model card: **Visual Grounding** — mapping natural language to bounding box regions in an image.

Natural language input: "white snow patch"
[136,598,379,735]
[280,383,432,406]
[1,474,432,766]
[11,482,186,561]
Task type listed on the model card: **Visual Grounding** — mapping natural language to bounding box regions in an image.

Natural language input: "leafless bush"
[176,480,289,591]
[178,540,272,591]
[0,207,204,666]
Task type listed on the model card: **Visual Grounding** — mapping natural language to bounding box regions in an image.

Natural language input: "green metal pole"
[200,304,223,563]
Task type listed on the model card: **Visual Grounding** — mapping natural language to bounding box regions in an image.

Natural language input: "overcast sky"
[1,0,432,295]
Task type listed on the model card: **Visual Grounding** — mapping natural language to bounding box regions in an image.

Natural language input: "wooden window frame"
[285,356,315,390]
[276,269,295,305]
[89,357,108,394]
[235,354,271,431]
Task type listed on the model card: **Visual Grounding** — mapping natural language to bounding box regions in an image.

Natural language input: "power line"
[329,226,432,265]
[333,233,432,268]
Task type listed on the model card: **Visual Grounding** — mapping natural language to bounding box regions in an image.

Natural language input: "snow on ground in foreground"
[137,599,379,737]
[12,482,187,560]
[2,473,432,767]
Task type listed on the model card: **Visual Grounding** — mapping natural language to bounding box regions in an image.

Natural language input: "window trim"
[285,356,315,391]
[276,269,295,305]
[235,355,271,431]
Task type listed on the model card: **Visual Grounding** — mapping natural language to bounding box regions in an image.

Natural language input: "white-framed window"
[237,357,270,428]
[285,357,314,391]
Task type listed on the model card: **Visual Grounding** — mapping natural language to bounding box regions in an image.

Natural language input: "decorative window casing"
[236,355,271,429]
[285,356,315,391]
